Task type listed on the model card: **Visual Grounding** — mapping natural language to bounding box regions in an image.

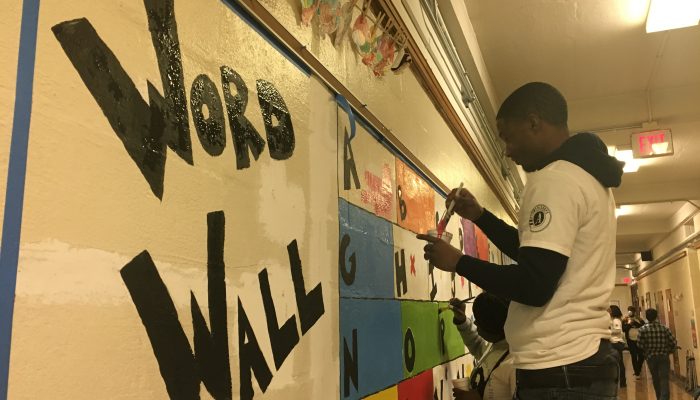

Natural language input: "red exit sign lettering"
[631,129,673,158]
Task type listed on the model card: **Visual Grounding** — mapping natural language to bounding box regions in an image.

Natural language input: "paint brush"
[438,296,475,313]
[436,182,464,239]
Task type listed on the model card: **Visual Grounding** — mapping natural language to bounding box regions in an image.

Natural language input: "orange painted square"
[395,159,435,235]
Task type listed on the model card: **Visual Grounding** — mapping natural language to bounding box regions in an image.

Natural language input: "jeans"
[647,355,670,400]
[515,341,619,400]
[628,340,645,376]
[612,342,626,386]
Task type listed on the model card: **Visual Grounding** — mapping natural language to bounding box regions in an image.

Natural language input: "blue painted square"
[339,199,395,298]
[340,298,403,400]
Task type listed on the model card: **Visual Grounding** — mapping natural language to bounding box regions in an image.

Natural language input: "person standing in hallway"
[637,308,677,400]
[418,82,625,399]
[609,305,627,388]
[623,306,645,378]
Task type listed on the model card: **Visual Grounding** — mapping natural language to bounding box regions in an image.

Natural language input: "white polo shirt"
[504,160,616,369]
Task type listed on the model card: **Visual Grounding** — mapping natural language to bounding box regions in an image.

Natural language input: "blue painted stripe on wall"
[0,0,41,398]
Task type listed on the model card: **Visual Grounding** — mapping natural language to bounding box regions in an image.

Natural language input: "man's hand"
[446,188,483,221]
[416,234,463,273]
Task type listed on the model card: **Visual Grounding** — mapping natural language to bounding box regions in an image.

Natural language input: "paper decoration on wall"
[372,32,397,76]
[301,0,319,26]
[334,0,359,46]
[351,4,372,58]
[301,0,407,77]
[318,0,343,35]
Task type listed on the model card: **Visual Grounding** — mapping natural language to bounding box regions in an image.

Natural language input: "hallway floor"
[618,352,695,399]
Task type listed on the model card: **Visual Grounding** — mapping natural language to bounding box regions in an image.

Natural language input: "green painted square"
[438,301,467,361]
[400,301,441,378]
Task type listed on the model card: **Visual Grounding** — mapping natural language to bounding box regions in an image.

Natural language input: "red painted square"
[397,370,434,400]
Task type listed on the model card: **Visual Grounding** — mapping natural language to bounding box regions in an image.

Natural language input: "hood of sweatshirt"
[534,132,625,188]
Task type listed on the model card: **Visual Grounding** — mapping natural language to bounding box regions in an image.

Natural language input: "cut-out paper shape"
[351,5,372,57]
[361,14,384,66]
[334,0,358,46]
[301,0,319,26]
[318,0,342,35]
[372,33,397,76]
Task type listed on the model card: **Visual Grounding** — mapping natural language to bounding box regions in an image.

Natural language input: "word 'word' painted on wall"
[52,0,295,200]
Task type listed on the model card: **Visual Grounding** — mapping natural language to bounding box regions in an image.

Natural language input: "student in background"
[609,305,626,388]
[637,308,677,400]
[450,293,515,400]
[623,306,645,378]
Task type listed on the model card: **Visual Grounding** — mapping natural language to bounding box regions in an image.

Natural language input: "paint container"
[452,378,469,391]
[427,228,453,244]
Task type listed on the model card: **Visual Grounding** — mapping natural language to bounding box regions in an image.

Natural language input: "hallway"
[619,352,695,399]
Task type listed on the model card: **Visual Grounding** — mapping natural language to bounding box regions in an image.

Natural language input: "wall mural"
[338,110,508,399]
[4,0,509,398]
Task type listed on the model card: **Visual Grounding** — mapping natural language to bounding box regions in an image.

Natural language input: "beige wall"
[610,285,632,313]
[1,0,508,399]
[259,0,511,223]
[637,255,699,377]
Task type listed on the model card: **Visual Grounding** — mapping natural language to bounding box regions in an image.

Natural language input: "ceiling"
[462,0,700,263]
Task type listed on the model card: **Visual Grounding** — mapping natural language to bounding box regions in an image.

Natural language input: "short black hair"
[628,306,636,312]
[473,292,509,335]
[609,305,623,318]
[497,82,568,127]
[646,308,658,322]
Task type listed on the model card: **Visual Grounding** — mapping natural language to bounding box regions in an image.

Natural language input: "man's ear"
[527,113,541,132]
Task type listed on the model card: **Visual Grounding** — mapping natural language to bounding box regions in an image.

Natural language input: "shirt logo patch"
[529,204,551,232]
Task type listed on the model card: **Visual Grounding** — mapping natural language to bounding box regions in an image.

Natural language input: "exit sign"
[631,129,673,158]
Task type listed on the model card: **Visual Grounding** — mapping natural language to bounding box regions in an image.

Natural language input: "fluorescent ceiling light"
[613,149,641,173]
[615,205,631,218]
[646,0,700,33]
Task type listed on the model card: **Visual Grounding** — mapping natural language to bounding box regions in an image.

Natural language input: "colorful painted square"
[397,369,434,400]
[339,199,395,298]
[340,298,403,399]
[400,301,441,378]
[395,159,435,235]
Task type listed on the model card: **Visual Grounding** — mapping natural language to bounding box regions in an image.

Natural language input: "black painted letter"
[239,298,273,400]
[404,328,416,373]
[343,329,359,397]
[221,66,265,169]
[288,240,325,334]
[395,250,408,297]
[190,74,226,156]
[343,128,360,190]
[339,234,357,285]
[259,268,300,369]
[256,80,295,160]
